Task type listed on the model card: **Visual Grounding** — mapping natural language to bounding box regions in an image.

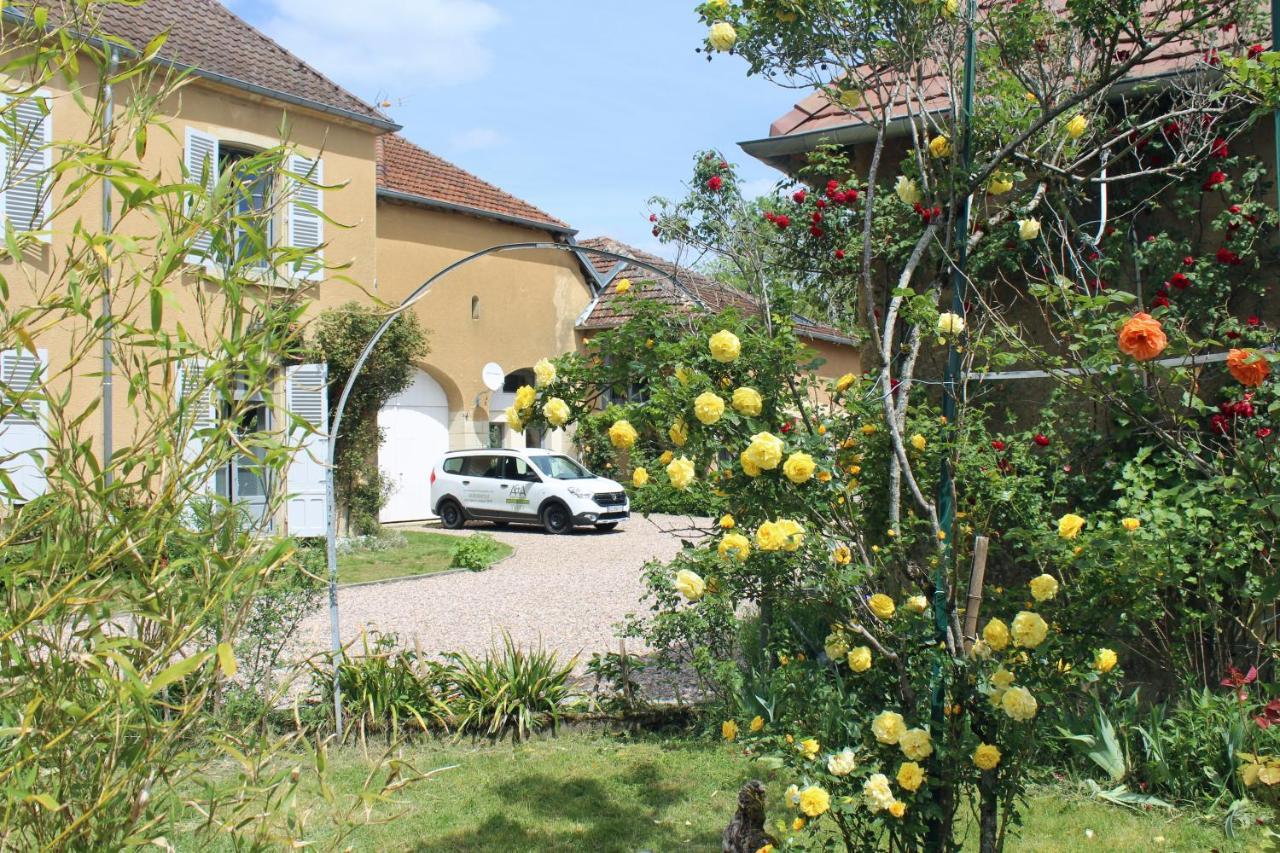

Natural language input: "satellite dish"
[482,362,505,392]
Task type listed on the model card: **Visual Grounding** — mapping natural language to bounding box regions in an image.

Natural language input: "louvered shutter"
[286,155,324,280]
[0,348,48,501]
[2,92,52,240]
[184,128,219,264]
[285,362,329,536]
[176,358,217,494]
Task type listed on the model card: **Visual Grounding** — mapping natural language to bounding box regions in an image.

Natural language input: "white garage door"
[378,369,449,523]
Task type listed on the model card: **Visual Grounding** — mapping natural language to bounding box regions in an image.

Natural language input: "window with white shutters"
[0,348,48,501]
[286,155,324,281]
[0,92,52,239]
[285,362,329,536]
[176,358,217,494]
[184,128,219,264]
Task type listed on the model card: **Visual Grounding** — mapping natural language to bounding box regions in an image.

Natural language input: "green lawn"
[299,734,1262,851]
[338,531,512,585]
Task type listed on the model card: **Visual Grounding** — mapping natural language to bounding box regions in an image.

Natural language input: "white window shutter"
[2,92,52,240]
[0,348,48,502]
[176,358,216,494]
[286,155,324,280]
[285,362,329,537]
[184,127,219,264]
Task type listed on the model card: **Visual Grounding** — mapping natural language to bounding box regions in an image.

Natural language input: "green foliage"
[448,532,504,570]
[327,632,454,740]
[445,634,577,743]
[313,302,429,534]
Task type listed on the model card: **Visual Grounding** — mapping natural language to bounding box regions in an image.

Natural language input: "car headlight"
[567,487,592,499]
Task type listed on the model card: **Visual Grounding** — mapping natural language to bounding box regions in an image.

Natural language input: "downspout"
[101,48,117,484]
[1273,0,1280,210]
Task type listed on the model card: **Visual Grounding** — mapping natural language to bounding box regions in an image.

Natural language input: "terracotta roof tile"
[32,0,394,128]
[376,134,571,232]
[575,237,854,345]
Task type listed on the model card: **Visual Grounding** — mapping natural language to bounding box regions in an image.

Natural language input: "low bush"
[325,632,453,741]
[449,533,504,570]
[446,634,577,742]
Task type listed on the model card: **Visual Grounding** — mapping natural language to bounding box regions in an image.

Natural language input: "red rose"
[1229,204,1242,215]
[707,176,723,191]
[810,225,824,237]
[793,189,807,203]
[1248,315,1260,326]
[1258,427,1273,439]
[834,249,845,259]
[764,211,776,222]
[1169,272,1191,290]
[774,214,790,229]
[649,213,658,222]
[991,440,1006,451]
[1151,292,1170,308]
[832,191,848,204]
[1249,43,1265,58]
[719,161,728,169]
[815,199,827,209]
[1210,413,1230,434]
[1227,330,1240,339]
[1203,171,1227,190]
[1215,247,1241,265]
[811,211,823,223]
[1205,49,1221,65]
[652,226,660,237]
[1211,137,1229,158]
[1183,256,1195,266]
[1033,434,1050,447]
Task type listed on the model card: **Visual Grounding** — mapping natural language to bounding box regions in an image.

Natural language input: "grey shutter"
[0,348,48,501]
[3,92,52,239]
[286,155,323,280]
[176,358,216,494]
[184,128,219,263]
[285,362,329,536]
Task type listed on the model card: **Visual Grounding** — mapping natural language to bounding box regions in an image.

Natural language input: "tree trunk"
[979,770,998,853]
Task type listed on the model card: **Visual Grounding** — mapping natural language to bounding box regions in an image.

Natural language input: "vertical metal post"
[1272,0,1280,207]
[101,49,117,485]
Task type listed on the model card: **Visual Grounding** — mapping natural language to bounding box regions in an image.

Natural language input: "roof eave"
[377,187,577,236]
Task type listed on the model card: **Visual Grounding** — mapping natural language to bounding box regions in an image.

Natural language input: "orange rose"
[1117,313,1167,362]
[1228,348,1271,387]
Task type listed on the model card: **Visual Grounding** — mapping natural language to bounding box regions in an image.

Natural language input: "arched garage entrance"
[378,368,450,522]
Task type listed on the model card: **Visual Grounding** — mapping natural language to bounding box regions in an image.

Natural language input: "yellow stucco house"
[1,0,860,531]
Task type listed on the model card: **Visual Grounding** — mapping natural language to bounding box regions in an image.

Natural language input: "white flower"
[937,312,965,335]
[827,748,857,777]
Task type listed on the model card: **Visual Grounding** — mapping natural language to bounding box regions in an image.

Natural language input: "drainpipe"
[1273,0,1280,209]
[101,49,117,484]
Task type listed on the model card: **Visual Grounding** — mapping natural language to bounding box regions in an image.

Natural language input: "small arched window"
[471,295,480,320]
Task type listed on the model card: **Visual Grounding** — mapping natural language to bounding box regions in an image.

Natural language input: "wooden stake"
[963,535,990,654]
[619,639,632,705]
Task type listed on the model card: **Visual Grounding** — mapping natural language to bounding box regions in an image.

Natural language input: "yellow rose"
[720,513,735,529]
[743,432,785,470]
[534,358,556,387]
[543,397,570,427]
[740,450,762,477]
[666,456,695,490]
[504,406,524,433]
[929,135,952,157]
[792,817,805,831]
[709,329,741,363]
[871,711,906,745]
[1065,114,1088,139]
[1121,517,1141,532]
[632,467,649,487]
[707,21,737,51]
[784,783,800,807]
[799,737,820,760]
[973,743,1001,770]
[899,728,933,761]
[888,800,907,819]
[1001,686,1038,721]
[750,715,765,733]
[674,568,705,601]
[835,372,856,392]
[868,593,895,620]
[847,646,872,672]
[706,0,729,12]
[798,785,830,817]
[861,423,877,435]
[1094,647,1118,673]
[863,773,895,812]
[1029,573,1059,602]
[675,367,694,386]
[782,452,816,484]
[987,174,1014,195]
[718,532,751,562]
[722,719,738,741]
[615,277,631,294]
[1018,218,1041,241]
[659,450,674,465]
[991,667,1015,689]
[1057,513,1085,539]
[609,419,638,449]
[832,545,852,565]
[776,518,805,551]
[694,391,726,425]
[895,175,922,205]
[669,419,689,446]
[937,312,965,335]
[514,384,536,413]
[824,632,850,661]
[982,618,1010,651]
[1011,610,1049,648]
[944,0,959,15]
[827,748,857,777]
[897,761,925,793]
[910,433,927,451]
[905,594,929,614]
[732,386,763,416]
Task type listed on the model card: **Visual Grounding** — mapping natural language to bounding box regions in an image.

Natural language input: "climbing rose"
[929,135,952,157]
[988,174,1014,195]
[910,433,927,451]
[1228,349,1271,387]
[1011,611,1050,648]
[631,467,648,487]
[895,176,922,205]
[783,451,816,484]
[719,513,735,529]
[1057,513,1085,539]
[666,456,695,490]
[1018,218,1041,240]
[898,728,933,761]
[534,358,557,386]
[1065,114,1088,138]
[743,431,785,470]
[731,386,763,416]
[1094,648,1118,673]
[836,372,856,392]
[614,277,631,294]
[718,533,751,562]
[973,743,1002,770]
[828,749,857,777]
[983,618,1010,651]
[674,568,705,601]
[905,594,929,614]
[693,391,726,425]
[864,773,896,812]
[937,311,965,335]
[708,329,741,362]
[543,397,570,427]
[1001,686,1039,721]
[897,762,926,792]
[669,418,689,447]
[1216,247,1242,265]
[798,786,830,817]
[868,593,896,620]
[707,21,737,51]
[1029,573,1060,601]
[608,419,638,449]
[824,632,850,660]
[871,711,906,745]
[847,646,872,672]
[1122,517,1141,531]
[1117,312,1168,361]
[514,384,536,412]
[1203,170,1227,190]
[706,175,722,191]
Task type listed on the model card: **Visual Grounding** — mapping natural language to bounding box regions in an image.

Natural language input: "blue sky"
[225,0,792,254]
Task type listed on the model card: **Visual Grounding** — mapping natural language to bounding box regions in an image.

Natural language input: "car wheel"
[438,500,466,530]
[541,503,573,535]
[594,522,619,532]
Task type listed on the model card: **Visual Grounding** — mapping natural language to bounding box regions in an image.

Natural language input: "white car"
[430,448,629,534]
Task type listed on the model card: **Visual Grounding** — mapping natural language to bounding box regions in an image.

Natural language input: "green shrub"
[449,533,504,570]
[325,632,453,741]
[445,634,577,742]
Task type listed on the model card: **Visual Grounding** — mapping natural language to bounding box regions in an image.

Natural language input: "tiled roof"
[575,237,855,345]
[376,134,572,233]
[28,0,394,129]
[751,8,1237,152]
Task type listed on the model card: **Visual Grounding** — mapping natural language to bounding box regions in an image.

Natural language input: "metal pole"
[323,240,698,738]
[101,49,117,485]
[1272,0,1280,208]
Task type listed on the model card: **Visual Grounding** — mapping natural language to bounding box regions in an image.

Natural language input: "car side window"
[442,457,463,475]
[460,456,493,477]
[505,456,539,482]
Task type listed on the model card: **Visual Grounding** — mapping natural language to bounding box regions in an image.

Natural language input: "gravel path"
[290,514,704,666]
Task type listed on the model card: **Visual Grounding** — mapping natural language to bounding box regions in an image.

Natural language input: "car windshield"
[530,454,593,480]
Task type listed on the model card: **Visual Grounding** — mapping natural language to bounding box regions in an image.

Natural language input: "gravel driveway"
[290,514,704,665]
